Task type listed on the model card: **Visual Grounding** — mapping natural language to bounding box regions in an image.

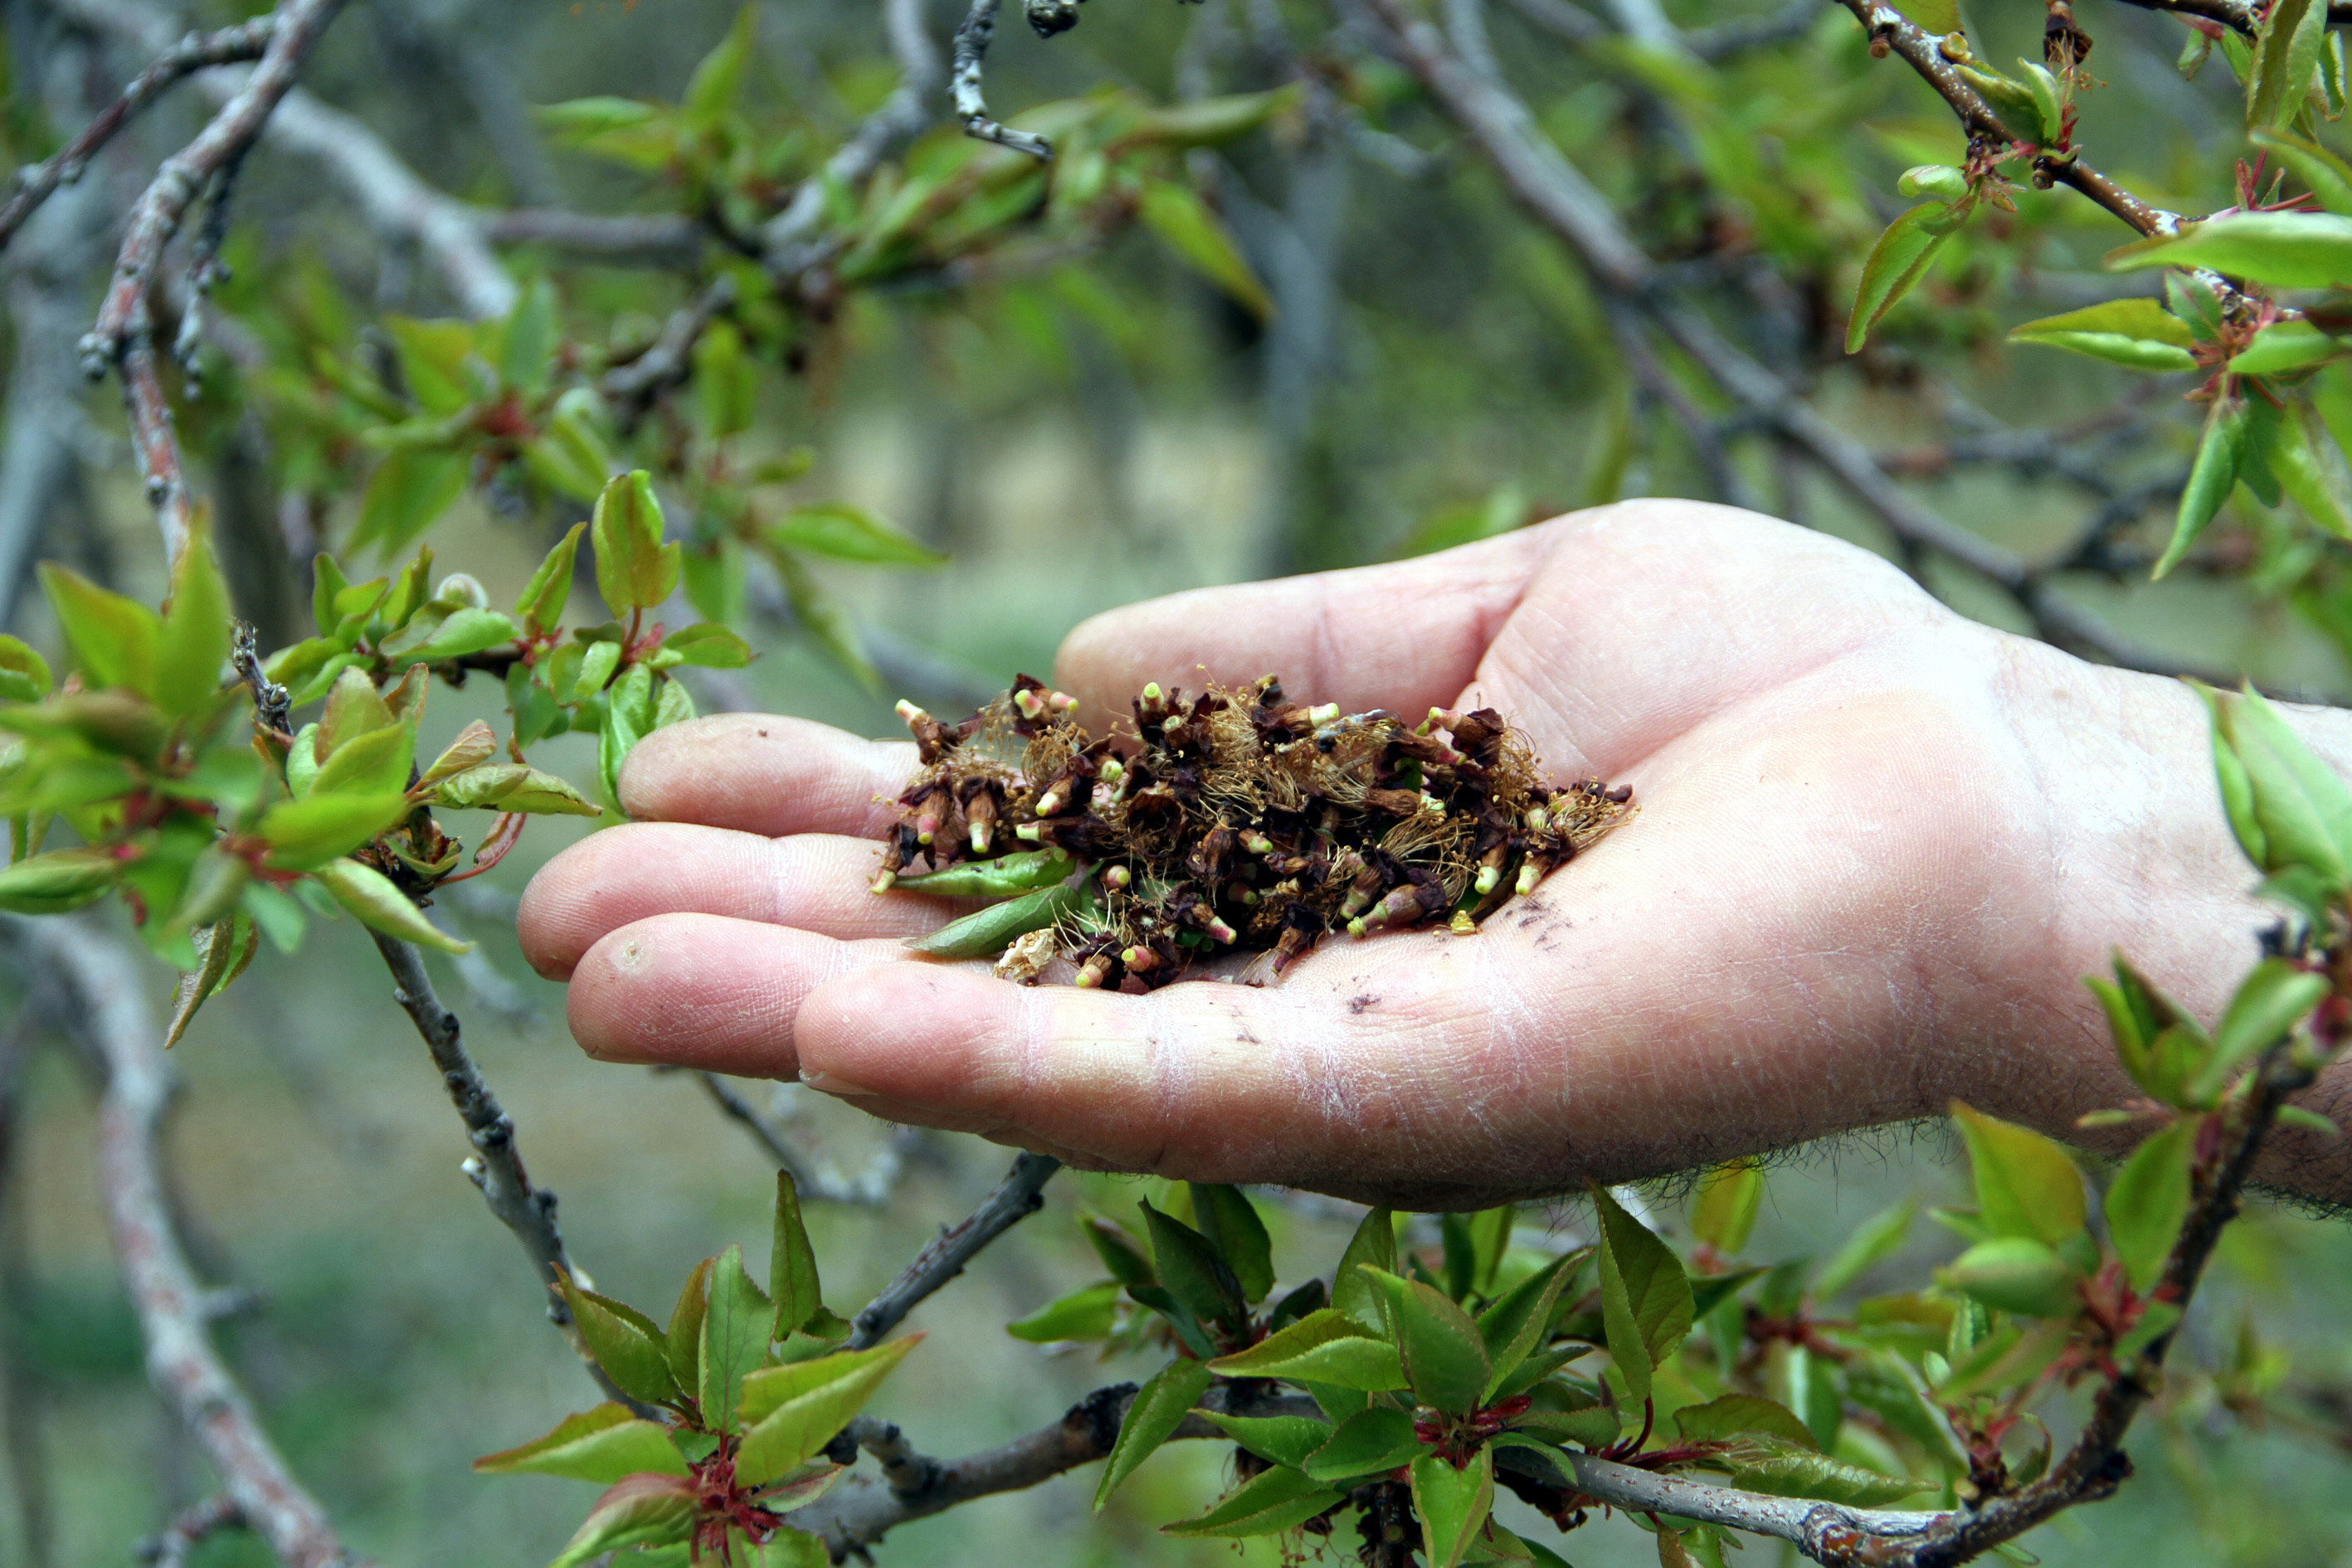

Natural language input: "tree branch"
[53,0,517,320]
[847,1151,1061,1349]
[952,0,1054,160]
[365,933,650,1414]
[19,916,365,1568]
[763,0,944,261]
[793,1377,1318,1557]
[1833,0,2173,238]
[0,16,277,254]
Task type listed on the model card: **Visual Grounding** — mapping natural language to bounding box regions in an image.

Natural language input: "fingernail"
[801,1069,878,1098]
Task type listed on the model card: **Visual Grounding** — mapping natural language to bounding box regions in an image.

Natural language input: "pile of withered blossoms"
[873,674,1633,991]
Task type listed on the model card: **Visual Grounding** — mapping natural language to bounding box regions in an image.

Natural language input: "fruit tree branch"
[21,916,365,1568]
[367,933,652,1415]
[0,15,278,254]
[846,1151,1061,1348]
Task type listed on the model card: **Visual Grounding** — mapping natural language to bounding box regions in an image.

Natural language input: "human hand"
[519,501,2334,1206]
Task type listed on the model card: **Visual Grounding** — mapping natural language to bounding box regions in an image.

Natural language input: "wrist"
[1966,638,2352,1198]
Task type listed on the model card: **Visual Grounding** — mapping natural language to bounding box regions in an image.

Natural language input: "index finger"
[616,713,917,837]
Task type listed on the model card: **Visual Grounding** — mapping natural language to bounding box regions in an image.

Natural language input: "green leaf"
[39,564,159,699]
[2247,394,2352,539]
[1721,1441,1932,1507]
[1302,1406,1424,1483]
[1812,1200,1916,1299]
[896,849,1075,898]
[771,1171,824,1341]
[1897,163,1969,201]
[1950,1102,2086,1247]
[0,634,52,703]
[684,4,755,127]
[556,1274,681,1407]
[2017,57,2066,142]
[517,522,587,633]
[1007,1279,1122,1342]
[548,1473,697,1568]
[2157,396,2248,579]
[318,666,396,761]
[1127,1284,1218,1361]
[2208,684,2352,884]
[356,450,467,558]
[384,317,477,416]
[1206,1308,1407,1390]
[666,1258,712,1396]
[1377,1273,1490,1415]
[309,722,413,799]
[906,883,1087,958]
[1200,1412,1335,1468]
[156,534,231,721]
[1125,85,1303,147]
[1689,1161,1763,1255]
[1083,1214,1157,1288]
[499,275,560,394]
[701,1243,772,1434]
[1475,1253,1575,1402]
[1844,203,1960,353]
[592,470,682,616]
[309,858,472,952]
[1161,1461,1342,1538]
[2199,958,2329,1100]
[2248,0,2327,128]
[766,503,944,567]
[2107,211,2352,290]
[693,319,757,438]
[1094,1356,1212,1509]
[1138,179,1273,319]
[2229,319,2349,377]
[1189,1185,1274,1305]
[385,606,518,665]
[1332,1205,1396,1331]
[1141,1200,1249,1336]
[2252,125,2352,215]
[256,794,411,870]
[2106,1117,2199,1293]
[1590,1185,1693,1404]
[1410,1449,1494,1568]
[2167,273,2228,342]
[1939,1236,2084,1317]
[474,1405,690,1482]
[2007,299,2199,373]
[1675,1393,1815,1449]
[733,1338,918,1487]
[0,846,121,913]
[660,622,753,669]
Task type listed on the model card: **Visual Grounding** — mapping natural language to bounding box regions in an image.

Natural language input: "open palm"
[519,501,2276,1206]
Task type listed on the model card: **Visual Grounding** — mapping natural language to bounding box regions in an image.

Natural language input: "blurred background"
[6,0,2352,1562]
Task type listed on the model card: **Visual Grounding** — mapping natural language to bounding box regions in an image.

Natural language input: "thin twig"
[1350,0,2220,682]
[847,1151,1061,1349]
[475,207,704,266]
[134,1494,244,1568]
[601,274,737,425]
[952,0,1054,159]
[20,917,364,1568]
[366,933,652,1414]
[683,1070,912,1205]
[0,17,277,253]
